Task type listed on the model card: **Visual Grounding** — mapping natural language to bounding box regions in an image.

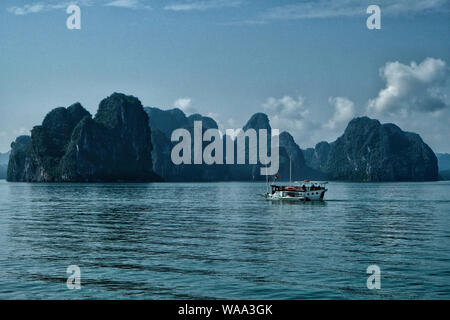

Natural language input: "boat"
[264,160,328,202]
[265,181,328,201]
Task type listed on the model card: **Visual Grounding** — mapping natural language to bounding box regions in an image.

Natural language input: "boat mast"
[289,159,292,183]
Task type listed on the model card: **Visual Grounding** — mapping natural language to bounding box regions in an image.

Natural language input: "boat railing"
[270,183,327,193]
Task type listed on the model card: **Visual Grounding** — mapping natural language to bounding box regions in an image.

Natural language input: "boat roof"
[271,181,328,187]
[294,181,328,184]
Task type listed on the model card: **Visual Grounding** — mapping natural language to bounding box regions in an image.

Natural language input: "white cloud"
[263,95,319,147]
[164,0,242,11]
[263,95,309,120]
[8,4,46,15]
[325,97,356,130]
[105,0,151,9]
[7,1,93,15]
[174,97,197,114]
[382,0,449,15]
[368,57,450,115]
[13,128,31,136]
[226,118,236,127]
[260,58,450,151]
[363,57,450,152]
[237,0,449,24]
[6,0,151,15]
[206,112,218,119]
[261,1,361,20]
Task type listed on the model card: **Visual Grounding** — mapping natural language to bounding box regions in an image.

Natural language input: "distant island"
[437,153,450,180]
[4,92,442,182]
[0,151,9,179]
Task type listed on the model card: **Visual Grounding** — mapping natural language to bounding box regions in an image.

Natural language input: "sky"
[1,0,450,153]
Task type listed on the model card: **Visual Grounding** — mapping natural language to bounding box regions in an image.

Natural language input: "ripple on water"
[0,181,449,299]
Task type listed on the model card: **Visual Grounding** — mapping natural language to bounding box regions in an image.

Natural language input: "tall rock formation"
[147,108,326,182]
[7,95,438,183]
[7,93,159,182]
[304,117,438,181]
[145,107,227,181]
[7,136,31,181]
[227,113,271,181]
[226,113,322,181]
[278,132,326,181]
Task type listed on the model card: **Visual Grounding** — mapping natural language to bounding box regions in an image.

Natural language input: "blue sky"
[1,0,450,153]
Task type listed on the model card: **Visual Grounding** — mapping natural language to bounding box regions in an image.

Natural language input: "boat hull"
[265,189,327,201]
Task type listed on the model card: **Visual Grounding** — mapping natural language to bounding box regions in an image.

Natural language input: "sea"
[0,180,449,299]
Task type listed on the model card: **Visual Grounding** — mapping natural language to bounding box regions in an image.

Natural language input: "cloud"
[263,95,309,120]
[105,0,151,9]
[8,4,46,15]
[7,1,93,15]
[164,0,242,11]
[260,1,362,20]
[262,95,319,147]
[0,129,31,153]
[364,57,450,152]
[381,0,450,15]
[325,97,356,130]
[368,58,450,115]
[6,0,151,15]
[226,118,236,127]
[174,97,197,114]
[260,58,450,151]
[13,128,31,136]
[206,111,219,119]
[235,0,449,24]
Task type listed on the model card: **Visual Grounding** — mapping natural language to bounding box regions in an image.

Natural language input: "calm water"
[0,180,449,299]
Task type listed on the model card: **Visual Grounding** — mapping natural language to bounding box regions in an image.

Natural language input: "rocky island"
[303,117,438,181]
[0,151,10,179]
[6,93,440,182]
[7,93,159,182]
[437,153,450,180]
[146,108,324,182]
